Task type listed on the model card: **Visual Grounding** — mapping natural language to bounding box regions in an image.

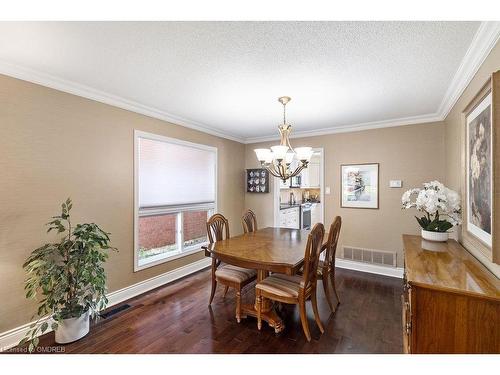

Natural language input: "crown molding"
[1,21,498,145]
[0,60,245,144]
[244,112,443,143]
[437,21,500,119]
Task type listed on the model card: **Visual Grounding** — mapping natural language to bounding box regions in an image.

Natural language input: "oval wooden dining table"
[202,226,314,333]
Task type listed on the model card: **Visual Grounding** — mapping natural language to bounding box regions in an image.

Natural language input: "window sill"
[134,245,205,272]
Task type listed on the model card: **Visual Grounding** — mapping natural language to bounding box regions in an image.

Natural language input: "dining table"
[202,226,316,333]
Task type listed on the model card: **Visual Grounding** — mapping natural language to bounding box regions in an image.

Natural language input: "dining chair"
[320,216,342,312]
[241,209,257,233]
[207,213,257,322]
[255,223,325,341]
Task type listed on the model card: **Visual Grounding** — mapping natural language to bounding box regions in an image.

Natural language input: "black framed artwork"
[246,169,269,193]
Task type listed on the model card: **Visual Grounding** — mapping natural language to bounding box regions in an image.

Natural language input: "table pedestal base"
[238,269,285,333]
[240,303,284,333]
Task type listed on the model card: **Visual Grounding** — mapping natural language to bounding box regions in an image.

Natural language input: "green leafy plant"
[20,198,116,352]
[415,212,454,233]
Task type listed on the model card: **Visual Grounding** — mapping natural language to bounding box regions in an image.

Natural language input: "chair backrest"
[301,223,325,289]
[241,209,258,233]
[207,213,230,243]
[324,216,342,268]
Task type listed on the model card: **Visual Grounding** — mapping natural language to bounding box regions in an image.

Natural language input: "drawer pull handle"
[405,322,411,334]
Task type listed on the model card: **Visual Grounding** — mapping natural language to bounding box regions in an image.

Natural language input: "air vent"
[100,304,131,319]
[342,246,396,267]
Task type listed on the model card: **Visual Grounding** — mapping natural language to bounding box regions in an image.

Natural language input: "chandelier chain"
[283,100,286,125]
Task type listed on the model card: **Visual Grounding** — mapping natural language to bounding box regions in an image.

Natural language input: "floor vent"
[342,246,397,267]
[100,304,131,319]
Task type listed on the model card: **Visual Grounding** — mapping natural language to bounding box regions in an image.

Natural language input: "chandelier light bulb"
[284,151,295,164]
[295,147,314,162]
[270,145,289,160]
[254,148,272,163]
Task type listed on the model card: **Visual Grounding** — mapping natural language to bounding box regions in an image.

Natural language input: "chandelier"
[254,96,313,182]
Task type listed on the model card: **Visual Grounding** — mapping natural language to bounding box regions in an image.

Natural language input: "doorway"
[273,147,325,229]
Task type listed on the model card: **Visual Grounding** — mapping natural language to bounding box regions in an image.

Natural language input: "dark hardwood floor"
[24,267,403,353]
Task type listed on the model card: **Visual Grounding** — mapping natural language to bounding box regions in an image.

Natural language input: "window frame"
[134,130,218,272]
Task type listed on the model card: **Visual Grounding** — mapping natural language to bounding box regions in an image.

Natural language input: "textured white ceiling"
[0,21,481,141]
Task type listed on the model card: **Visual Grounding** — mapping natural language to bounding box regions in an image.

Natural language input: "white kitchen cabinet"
[307,163,320,188]
[279,207,300,229]
[300,168,309,188]
[300,154,320,188]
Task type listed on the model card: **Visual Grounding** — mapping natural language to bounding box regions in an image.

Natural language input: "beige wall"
[444,40,500,277]
[0,74,246,332]
[245,122,446,267]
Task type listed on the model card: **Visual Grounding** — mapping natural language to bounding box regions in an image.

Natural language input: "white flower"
[402,180,462,228]
[445,188,460,211]
[417,189,440,214]
[423,180,445,191]
[401,188,420,209]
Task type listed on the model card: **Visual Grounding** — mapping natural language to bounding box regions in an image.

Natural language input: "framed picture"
[341,163,379,209]
[462,71,499,264]
[466,88,492,246]
[246,169,269,193]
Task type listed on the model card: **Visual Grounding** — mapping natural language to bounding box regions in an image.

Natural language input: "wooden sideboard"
[402,234,500,353]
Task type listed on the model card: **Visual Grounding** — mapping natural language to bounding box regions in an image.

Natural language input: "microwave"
[290,175,302,188]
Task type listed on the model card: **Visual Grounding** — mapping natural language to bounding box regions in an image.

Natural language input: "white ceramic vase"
[55,310,90,344]
[421,229,448,242]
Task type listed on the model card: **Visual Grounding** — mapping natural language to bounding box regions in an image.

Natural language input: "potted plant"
[21,198,116,352]
[402,181,461,242]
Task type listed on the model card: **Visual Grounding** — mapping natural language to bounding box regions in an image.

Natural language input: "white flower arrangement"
[402,180,461,232]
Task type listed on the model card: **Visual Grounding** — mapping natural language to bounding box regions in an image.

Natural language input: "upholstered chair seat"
[255,274,304,298]
[215,265,257,284]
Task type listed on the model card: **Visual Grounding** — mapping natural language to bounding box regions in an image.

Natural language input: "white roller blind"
[138,135,216,208]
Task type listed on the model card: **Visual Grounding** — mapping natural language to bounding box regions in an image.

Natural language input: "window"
[134,131,217,271]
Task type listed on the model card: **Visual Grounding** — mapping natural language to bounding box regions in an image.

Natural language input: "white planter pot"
[421,229,448,242]
[55,310,90,344]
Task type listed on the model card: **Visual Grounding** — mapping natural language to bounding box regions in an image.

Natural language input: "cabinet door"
[279,211,287,227]
[300,168,309,188]
[308,163,320,187]
[284,208,299,229]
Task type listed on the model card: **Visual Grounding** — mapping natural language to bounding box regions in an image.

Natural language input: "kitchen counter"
[280,203,301,210]
[280,202,321,210]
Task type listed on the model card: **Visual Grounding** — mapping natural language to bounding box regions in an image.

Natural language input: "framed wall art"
[246,169,269,193]
[462,71,499,264]
[341,163,379,209]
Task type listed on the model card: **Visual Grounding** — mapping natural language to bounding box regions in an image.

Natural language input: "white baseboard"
[106,257,211,306]
[0,316,53,353]
[0,257,211,352]
[336,258,404,279]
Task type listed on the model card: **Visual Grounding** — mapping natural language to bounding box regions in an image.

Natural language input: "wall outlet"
[389,180,402,188]
[325,186,331,194]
